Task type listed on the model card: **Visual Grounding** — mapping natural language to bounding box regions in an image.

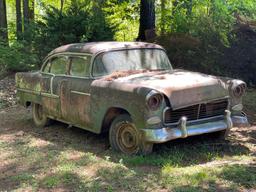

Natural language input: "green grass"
[244,89,256,122]
[0,90,255,191]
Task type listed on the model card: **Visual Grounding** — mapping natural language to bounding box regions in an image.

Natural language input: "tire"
[109,114,153,155]
[32,103,50,128]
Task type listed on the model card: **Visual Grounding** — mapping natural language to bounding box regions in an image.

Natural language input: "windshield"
[92,49,172,77]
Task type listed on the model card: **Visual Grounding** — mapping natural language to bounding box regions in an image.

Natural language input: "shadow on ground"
[0,106,255,191]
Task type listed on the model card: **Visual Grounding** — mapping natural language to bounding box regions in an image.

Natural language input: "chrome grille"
[164,99,228,124]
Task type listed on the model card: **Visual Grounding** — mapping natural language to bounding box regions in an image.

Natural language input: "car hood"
[93,70,229,109]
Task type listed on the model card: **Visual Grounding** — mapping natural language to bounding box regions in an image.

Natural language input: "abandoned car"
[16,42,249,154]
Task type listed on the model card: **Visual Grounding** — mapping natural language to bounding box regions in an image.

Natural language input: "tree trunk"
[60,0,64,15]
[23,0,29,34]
[160,0,166,35]
[0,0,8,43]
[29,0,34,22]
[16,0,22,40]
[186,0,193,16]
[172,0,179,16]
[137,0,156,41]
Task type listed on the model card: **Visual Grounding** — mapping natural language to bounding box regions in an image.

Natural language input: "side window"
[50,56,68,75]
[70,56,91,77]
[43,60,51,73]
[93,55,107,77]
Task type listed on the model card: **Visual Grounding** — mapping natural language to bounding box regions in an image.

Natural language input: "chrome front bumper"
[142,110,249,143]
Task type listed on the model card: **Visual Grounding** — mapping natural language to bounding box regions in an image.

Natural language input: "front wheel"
[109,114,153,155]
[32,103,50,128]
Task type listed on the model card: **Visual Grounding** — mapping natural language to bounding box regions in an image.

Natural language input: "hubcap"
[118,123,139,154]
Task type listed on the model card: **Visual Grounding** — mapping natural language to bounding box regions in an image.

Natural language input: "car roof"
[47,41,164,56]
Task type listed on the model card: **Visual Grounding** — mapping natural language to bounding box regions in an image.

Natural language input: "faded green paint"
[15,42,246,136]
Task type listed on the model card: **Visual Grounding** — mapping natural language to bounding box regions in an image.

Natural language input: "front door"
[46,55,69,119]
[67,55,93,128]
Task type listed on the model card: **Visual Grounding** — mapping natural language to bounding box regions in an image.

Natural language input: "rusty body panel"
[98,69,229,110]
[15,42,248,141]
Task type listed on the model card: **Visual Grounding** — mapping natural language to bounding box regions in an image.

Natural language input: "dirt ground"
[0,75,255,191]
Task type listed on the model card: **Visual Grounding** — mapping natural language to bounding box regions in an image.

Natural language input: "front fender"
[89,86,149,133]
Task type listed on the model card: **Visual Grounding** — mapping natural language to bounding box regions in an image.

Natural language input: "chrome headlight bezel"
[146,90,163,111]
[230,80,247,98]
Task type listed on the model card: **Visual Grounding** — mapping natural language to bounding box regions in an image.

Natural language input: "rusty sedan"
[16,42,249,155]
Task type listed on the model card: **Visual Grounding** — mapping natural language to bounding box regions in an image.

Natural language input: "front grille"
[164,99,228,124]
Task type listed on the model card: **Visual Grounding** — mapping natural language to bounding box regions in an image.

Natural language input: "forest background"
[0,0,256,85]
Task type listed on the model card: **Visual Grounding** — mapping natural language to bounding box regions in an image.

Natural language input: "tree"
[160,0,166,35]
[29,0,35,21]
[0,0,8,43]
[23,0,29,34]
[16,0,22,40]
[137,0,155,41]
[60,0,64,15]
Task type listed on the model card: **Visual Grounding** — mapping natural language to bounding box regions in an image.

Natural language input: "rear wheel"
[32,103,50,128]
[109,114,153,155]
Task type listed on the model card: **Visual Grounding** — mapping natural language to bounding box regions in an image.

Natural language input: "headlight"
[231,80,246,98]
[146,90,163,111]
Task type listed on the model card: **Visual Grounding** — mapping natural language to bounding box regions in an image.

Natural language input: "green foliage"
[153,0,256,84]
[33,1,114,61]
[2,0,256,84]
[0,41,37,73]
[104,0,139,41]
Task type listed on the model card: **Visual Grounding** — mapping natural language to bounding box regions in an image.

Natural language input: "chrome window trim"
[41,48,170,80]
[91,48,172,78]
[41,52,94,79]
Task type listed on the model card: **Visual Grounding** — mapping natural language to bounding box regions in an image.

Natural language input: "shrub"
[33,1,114,62]
[0,41,37,73]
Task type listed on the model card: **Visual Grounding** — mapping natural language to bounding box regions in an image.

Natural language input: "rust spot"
[157,75,166,79]
[104,70,167,81]
[104,70,147,81]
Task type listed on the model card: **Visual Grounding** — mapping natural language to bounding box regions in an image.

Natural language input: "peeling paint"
[15,42,246,136]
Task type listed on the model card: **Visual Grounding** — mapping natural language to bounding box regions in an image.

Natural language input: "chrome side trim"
[41,92,59,98]
[16,88,40,95]
[71,90,91,96]
[17,88,59,98]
